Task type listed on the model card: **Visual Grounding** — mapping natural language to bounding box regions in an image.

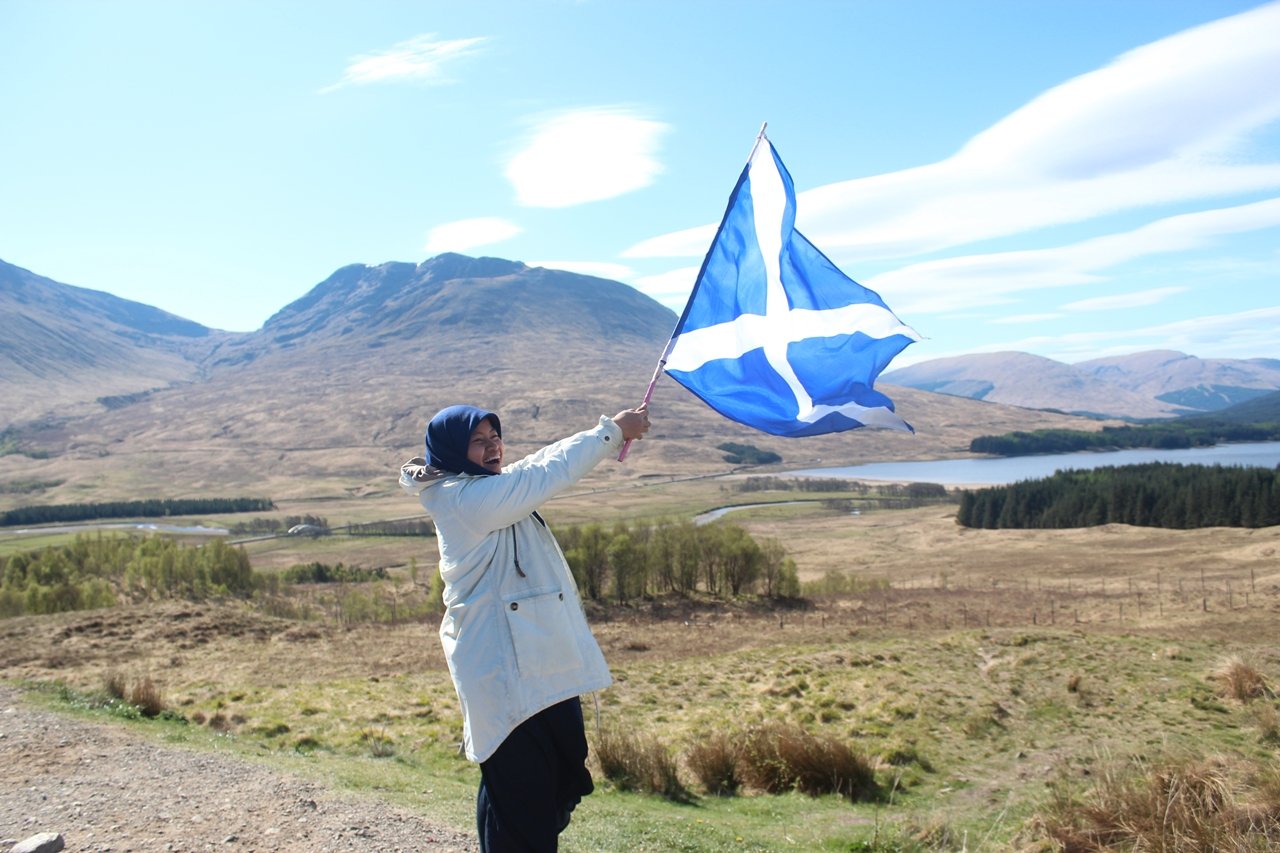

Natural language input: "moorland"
[2,475,1279,851]
[2,255,1279,851]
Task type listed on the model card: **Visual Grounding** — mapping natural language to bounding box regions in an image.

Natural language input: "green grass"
[0,531,80,556]
[21,625,1280,850]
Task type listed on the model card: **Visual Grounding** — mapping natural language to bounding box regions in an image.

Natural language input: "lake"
[785,441,1280,486]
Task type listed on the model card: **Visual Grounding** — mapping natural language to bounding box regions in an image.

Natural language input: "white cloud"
[873,196,1280,314]
[322,34,488,92]
[623,1,1280,260]
[1063,286,1187,312]
[969,305,1280,363]
[628,266,700,311]
[528,260,635,281]
[988,313,1062,325]
[506,108,670,208]
[423,217,522,254]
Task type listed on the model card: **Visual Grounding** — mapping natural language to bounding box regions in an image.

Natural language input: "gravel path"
[0,686,477,852]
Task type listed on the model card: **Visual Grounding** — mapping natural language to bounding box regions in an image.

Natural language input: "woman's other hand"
[612,405,651,442]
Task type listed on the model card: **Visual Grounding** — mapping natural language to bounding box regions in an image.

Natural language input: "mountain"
[883,351,1280,419]
[1187,389,1280,424]
[1075,350,1280,411]
[0,259,228,424]
[0,256,1110,507]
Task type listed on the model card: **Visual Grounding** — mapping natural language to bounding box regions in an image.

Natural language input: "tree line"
[228,514,329,535]
[735,476,950,501]
[0,533,254,616]
[0,497,275,527]
[279,562,390,584]
[969,421,1280,457]
[555,519,801,603]
[956,462,1280,530]
[345,519,435,537]
[0,518,803,618]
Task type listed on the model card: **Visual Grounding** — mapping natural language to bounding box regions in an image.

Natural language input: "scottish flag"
[663,134,920,437]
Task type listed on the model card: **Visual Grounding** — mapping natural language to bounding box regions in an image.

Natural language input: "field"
[2,477,1279,851]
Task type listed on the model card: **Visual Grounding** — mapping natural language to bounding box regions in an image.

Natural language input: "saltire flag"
[662,132,921,437]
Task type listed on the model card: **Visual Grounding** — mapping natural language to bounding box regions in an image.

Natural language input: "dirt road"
[0,686,476,852]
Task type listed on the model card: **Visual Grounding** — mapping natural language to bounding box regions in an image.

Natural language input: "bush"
[103,671,166,717]
[1213,655,1271,703]
[738,723,877,801]
[127,676,165,718]
[685,732,742,796]
[593,726,688,801]
[1039,755,1280,851]
[717,442,782,465]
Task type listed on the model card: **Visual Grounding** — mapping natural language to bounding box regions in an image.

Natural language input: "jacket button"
[510,602,518,611]
[558,593,564,600]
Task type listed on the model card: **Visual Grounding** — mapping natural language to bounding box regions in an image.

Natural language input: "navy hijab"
[425,405,503,477]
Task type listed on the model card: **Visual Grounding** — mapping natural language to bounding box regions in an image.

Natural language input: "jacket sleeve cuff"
[597,415,624,447]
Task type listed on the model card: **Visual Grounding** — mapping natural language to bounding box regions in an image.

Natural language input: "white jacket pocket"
[503,589,584,677]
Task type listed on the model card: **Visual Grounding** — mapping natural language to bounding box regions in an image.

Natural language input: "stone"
[11,832,66,853]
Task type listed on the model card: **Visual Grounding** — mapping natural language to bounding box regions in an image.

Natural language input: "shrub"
[104,670,127,701]
[685,732,742,796]
[1039,755,1280,851]
[1252,702,1280,745]
[739,723,877,801]
[593,726,688,801]
[127,676,165,718]
[1213,655,1271,703]
[717,442,782,465]
[361,727,395,758]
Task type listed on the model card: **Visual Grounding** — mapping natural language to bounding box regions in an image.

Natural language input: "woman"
[399,403,650,851]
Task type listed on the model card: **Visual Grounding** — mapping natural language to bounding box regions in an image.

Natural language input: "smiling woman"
[399,402,649,851]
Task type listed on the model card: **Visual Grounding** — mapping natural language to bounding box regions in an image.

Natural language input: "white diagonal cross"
[665,142,918,429]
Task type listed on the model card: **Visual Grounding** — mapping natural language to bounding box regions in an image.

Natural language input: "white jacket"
[398,416,619,762]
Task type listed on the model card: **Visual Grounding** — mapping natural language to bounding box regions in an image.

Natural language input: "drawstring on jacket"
[510,511,547,578]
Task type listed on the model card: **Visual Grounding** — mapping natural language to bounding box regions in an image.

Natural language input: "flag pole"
[618,123,769,462]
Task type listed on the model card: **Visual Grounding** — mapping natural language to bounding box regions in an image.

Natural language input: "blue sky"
[3,0,1278,368]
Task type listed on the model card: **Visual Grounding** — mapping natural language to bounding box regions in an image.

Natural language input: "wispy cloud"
[988,313,1062,325]
[529,260,635,281]
[1063,287,1187,312]
[624,1,1280,260]
[506,108,670,208]
[628,265,700,309]
[423,217,521,254]
[322,34,488,93]
[972,305,1280,363]
[873,196,1280,314]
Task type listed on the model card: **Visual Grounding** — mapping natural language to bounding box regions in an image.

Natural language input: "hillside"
[884,350,1280,419]
[0,259,227,425]
[1186,388,1280,424]
[0,256,1112,509]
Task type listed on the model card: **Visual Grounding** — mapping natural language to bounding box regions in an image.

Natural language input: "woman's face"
[466,418,504,474]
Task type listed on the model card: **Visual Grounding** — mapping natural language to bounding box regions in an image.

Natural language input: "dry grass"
[4,487,1280,849]
[1213,654,1271,703]
[684,732,742,796]
[592,725,688,801]
[1040,755,1280,852]
[103,670,166,717]
[127,676,165,717]
[737,723,877,802]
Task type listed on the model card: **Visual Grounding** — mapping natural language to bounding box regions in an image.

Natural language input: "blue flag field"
[662,133,921,437]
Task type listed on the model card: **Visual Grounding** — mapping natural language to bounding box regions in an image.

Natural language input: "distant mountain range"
[882,351,1280,420]
[0,255,1237,506]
